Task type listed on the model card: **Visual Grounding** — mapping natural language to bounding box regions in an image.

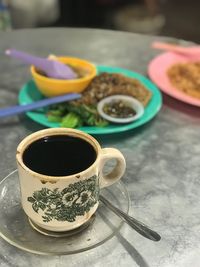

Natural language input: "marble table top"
[0,28,200,267]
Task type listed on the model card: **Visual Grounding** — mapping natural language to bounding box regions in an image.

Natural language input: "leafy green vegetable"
[61,112,82,128]
[66,104,108,127]
[46,103,108,128]
[47,115,62,123]
[46,105,66,122]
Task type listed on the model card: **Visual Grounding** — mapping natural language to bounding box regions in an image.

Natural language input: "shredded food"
[167,62,200,99]
[73,73,152,106]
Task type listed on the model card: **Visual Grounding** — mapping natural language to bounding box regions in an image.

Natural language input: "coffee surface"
[22,135,97,176]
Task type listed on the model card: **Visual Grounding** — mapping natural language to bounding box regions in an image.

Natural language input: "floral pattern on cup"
[27,175,99,223]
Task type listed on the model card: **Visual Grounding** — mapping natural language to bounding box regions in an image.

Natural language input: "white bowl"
[97,95,144,124]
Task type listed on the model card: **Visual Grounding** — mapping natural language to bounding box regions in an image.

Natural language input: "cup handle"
[99,148,126,188]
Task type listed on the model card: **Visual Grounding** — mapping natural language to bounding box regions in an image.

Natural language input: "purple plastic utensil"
[5,49,77,80]
[0,93,81,118]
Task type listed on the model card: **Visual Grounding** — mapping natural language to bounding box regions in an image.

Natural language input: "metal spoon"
[99,195,161,242]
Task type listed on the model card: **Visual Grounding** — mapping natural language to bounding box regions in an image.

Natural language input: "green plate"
[18,65,162,135]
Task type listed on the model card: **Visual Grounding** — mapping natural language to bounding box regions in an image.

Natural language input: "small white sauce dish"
[97,95,144,124]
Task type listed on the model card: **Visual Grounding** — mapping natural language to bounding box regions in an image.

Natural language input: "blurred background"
[0,0,200,42]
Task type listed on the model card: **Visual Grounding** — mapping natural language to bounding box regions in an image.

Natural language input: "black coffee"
[22,135,97,176]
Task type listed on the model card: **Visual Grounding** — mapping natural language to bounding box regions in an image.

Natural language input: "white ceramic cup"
[16,128,126,232]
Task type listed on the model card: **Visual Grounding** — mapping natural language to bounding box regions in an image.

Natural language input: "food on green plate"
[72,72,152,107]
[47,103,108,128]
[46,72,151,127]
[103,100,136,118]
[167,62,200,99]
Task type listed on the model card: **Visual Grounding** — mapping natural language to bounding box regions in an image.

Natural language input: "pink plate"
[148,52,200,107]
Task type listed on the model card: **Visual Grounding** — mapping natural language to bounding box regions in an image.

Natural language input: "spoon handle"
[152,41,190,54]
[0,93,81,118]
[99,195,161,242]
[6,49,77,79]
[6,49,53,71]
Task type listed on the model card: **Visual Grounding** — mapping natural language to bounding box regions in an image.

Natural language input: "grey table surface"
[0,28,200,267]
